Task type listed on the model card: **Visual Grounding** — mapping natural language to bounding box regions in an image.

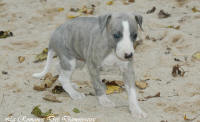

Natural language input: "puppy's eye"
[113,32,122,39]
[131,33,137,40]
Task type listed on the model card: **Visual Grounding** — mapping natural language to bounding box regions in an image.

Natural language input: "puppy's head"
[98,13,143,61]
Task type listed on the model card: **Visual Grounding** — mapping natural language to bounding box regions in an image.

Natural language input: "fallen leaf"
[145,92,160,99]
[138,92,160,101]
[135,80,148,89]
[106,1,113,5]
[18,56,25,63]
[67,14,80,19]
[158,10,171,19]
[34,48,48,63]
[31,105,56,118]
[102,79,124,86]
[43,94,62,103]
[166,25,180,30]
[33,73,59,91]
[52,85,65,94]
[192,7,200,13]
[57,8,64,12]
[128,0,135,2]
[2,71,8,75]
[192,51,200,61]
[106,85,123,95]
[172,64,185,77]
[0,31,13,39]
[184,114,195,121]
[72,108,80,113]
[146,6,156,14]
[70,8,80,12]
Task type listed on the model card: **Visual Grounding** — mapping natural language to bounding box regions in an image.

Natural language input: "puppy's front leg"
[87,63,115,107]
[123,61,147,118]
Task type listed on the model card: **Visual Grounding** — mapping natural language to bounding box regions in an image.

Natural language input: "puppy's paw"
[70,92,85,100]
[98,95,115,107]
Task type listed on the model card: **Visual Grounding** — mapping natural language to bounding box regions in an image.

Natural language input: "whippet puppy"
[33,13,147,118]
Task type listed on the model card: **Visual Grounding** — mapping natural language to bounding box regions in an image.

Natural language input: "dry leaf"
[146,6,156,14]
[72,108,80,113]
[172,64,185,77]
[34,48,48,63]
[106,1,113,5]
[192,7,200,13]
[2,71,8,75]
[138,92,160,101]
[43,94,62,103]
[106,85,123,95]
[158,10,171,19]
[102,79,124,86]
[128,0,135,2]
[135,81,148,89]
[70,8,80,12]
[18,56,25,63]
[0,31,13,39]
[166,25,180,30]
[192,51,200,61]
[31,105,56,118]
[57,8,64,12]
[52,85,65,94]
[67,14,80,19]
[33,73,59,91]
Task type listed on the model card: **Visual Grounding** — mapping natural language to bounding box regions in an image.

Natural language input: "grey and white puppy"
[33,13,147,118]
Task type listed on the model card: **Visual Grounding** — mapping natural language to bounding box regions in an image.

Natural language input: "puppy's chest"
[101,52,128,71]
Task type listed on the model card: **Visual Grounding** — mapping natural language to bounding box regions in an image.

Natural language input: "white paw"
[70,92,85,100]
[98,95,115,107]
[131,110,147,118]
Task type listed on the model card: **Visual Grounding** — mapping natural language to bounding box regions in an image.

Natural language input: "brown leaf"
[145,92,160,99]
[158,10,171,19]
[146,6,156,14]
[172,64,185,77]
[128,0,135,2]
[33,73,59,91]
[106,1,113,5]
[0,31,13,39]
[135,81,148,89]
[52,85,65,94]
[18,56,25,63]
[43,94,62,103]
[192,7,200,13]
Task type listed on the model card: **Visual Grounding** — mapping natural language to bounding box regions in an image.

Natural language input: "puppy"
[33,13,147,118]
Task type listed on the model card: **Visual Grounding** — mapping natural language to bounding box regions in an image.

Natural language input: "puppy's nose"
[124,52,133,59]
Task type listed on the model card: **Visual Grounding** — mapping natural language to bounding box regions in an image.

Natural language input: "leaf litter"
[33,73,59,91]
[172,64,185,77]
[158,10,171,19]
[0,31,13,39]
[52,85,65,94]
[43,94,61,103]
[146,6,156,14]
[67,4,95,19]
[102,79,124,95]
[31,105,57,118]
[138,92,160,101]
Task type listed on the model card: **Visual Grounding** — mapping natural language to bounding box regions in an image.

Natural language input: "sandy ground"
[0,0,200,121]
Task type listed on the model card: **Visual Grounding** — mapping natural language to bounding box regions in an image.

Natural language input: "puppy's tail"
[32,49,54,78]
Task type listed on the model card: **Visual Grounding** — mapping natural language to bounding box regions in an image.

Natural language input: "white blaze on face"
[116,21,134,60]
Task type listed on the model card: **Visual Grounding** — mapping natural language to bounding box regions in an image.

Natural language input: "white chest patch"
[101,51,128,71]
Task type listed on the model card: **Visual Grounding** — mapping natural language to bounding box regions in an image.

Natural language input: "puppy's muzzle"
[124,52,133,59]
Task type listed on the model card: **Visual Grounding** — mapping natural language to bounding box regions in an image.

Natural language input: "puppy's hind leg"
[32,49,54,78]
[58,57,85,100]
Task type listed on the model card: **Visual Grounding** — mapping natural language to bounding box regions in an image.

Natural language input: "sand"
[0,0,200,121]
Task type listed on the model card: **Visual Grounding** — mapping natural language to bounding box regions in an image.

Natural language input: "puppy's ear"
[135,15,143,31]
[98,14,112,32]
